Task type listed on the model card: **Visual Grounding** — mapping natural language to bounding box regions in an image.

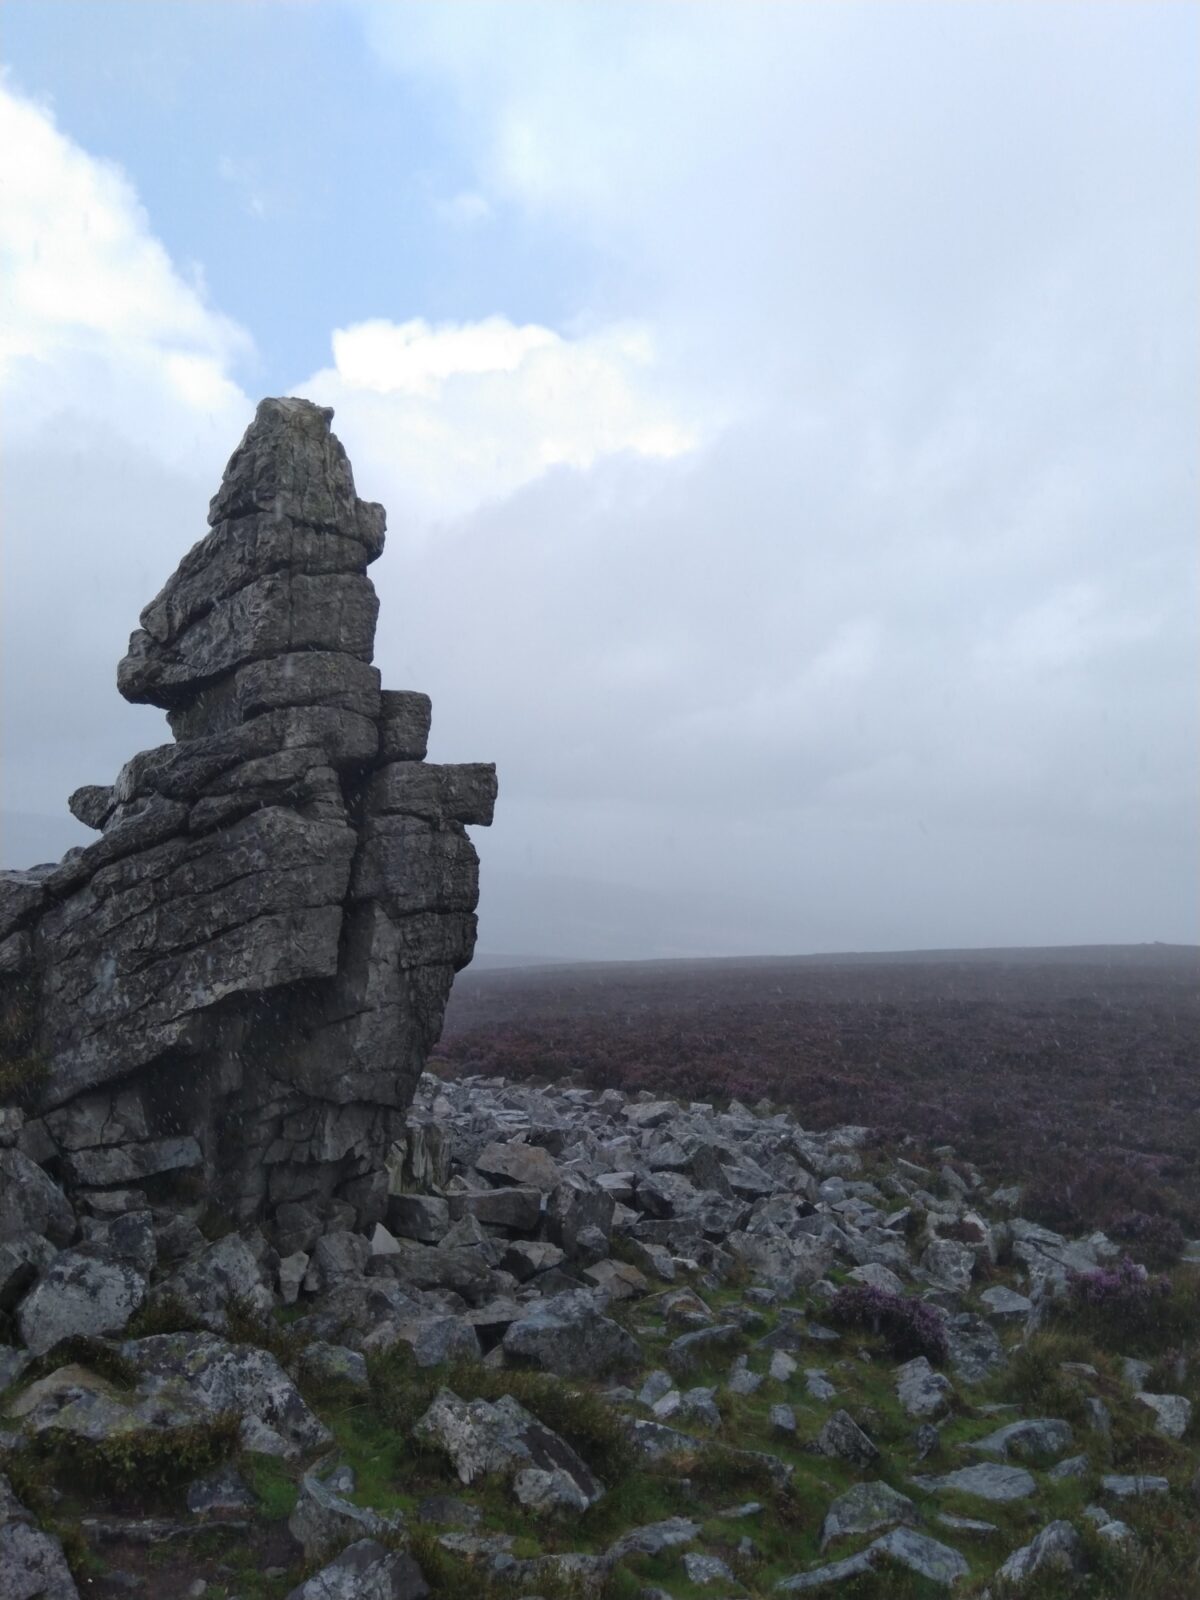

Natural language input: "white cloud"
[0,78,255,838]
[0,78,251,467]
[296,314,699,521]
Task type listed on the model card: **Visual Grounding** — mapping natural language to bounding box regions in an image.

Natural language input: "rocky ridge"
[0,397,496,1234]
[2,1071,1197,1598]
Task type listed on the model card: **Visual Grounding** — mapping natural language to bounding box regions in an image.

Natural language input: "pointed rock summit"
[0,398,496,1230]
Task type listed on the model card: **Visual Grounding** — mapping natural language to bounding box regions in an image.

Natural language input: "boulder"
[1135,1392,1192,1440]
[288,1467,404,1560]
[414,1387,603,1507]
[474,1141,561,1192]
[447,1188,542,1232]
[386,1195,450,1243]
[501,1290,641,1378]
[0,1471,80,1600]
[895,1356,953,1419]
[820,1481,919,1549]
[120,1331,331,1455]
[995,1520,1083,1585]
[0,1152,75,1248]
[912,1463,1036,1502]
[778,1529,968,1591]
[17,1251,146,1355]
[162,1233,274,1330]
[816,1410,880,1468]
[283,1539,429,1600]
[966,1417,1073,1462]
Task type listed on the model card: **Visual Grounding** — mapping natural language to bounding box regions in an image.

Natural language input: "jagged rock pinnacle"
[0,398,496,1230]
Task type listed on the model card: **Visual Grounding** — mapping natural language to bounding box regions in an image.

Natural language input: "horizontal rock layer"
[0,396,495,1230]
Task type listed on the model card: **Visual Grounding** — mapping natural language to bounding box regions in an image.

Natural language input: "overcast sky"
[1,1,1196,959]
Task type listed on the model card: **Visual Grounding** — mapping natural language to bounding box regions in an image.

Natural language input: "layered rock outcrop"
[0,397,495,1230]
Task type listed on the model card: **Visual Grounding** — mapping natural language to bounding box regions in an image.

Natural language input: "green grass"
[242,1452,301,1520]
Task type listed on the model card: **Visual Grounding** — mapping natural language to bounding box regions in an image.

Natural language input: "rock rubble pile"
[2,1069,1196,1597]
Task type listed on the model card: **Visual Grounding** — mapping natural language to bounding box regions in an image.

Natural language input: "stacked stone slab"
[0,398,495,1232]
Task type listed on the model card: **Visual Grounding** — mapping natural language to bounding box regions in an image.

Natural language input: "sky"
[1,0,1197,960]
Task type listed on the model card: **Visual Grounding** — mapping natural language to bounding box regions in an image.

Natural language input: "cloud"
[341,1,1198,952]
[295,314,699,521]
[2,9,1197,957]
[0,78,256,837]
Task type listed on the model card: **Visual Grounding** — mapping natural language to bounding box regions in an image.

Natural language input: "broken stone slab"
[995,1519,1083,1585]
[777,1528,969,1591]
[0,870,53,940]
[1100,1473,1170,1499]
[161,1233,275,1331]
[943,1313,1004,1382]
[413,1387,603,1507]
[0,1470,81,1600]
[386,1195,451,1243]
[500,1240,565,1281]
[369,1243,498,1305]
[512,1466,593,1515]
[43,1089,149,1152]
[283,1537,429,1600]
[363,1313,481,1368]
[819,1481,919,1549]
[966,1417,1073,1462]
[17,1251,147,1356]
[770,1403,797,1434]
[605,1516,701,1563]
[77,1209,156,1277]
[583,1259,650,1300]
[501,1291,641,1379]
[61,1137,203,1190]
[804,1368,837,1401]
[935,1511,997,1536]
[298,1343,370,1392]
[665,1323,743,1375]
[119,1331,331,1456]
[288,1466,405,1560]
[628,1418,702,1460]
[682,1552,736,1586]
[815,1409,880,1468]
[0,1235,57,1314]
[846,1262,907,1296]
[366,763,498,829]
[979,1285,1033,1320]
[1134,1391,1192,1440]
[447,1188,542,1232]
[474,1139,561,1192]
[304,1231,372,1292]
[895,1356,953,1419]
[0,1151,76,1248]
[912,1463,1036,1501]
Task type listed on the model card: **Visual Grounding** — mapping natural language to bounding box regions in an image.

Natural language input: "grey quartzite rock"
[0,396,495,1242]
[17,1251,146,1356]
[283,1538,429,1600]
[0,1470,80,1600]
